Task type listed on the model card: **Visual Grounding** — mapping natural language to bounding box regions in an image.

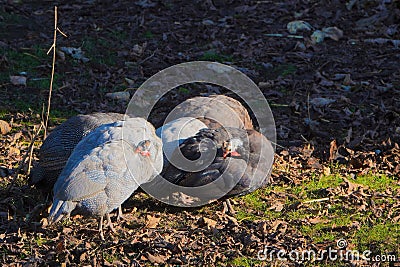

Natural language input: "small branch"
[26,125,37,176]
[303,197,330,204]
[138,49,157,65]
[44,6,58,139]
[44,6,66,139]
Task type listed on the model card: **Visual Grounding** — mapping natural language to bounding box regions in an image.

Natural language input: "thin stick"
[303,197,330,204]
[44,6,58,139]
[26,125,36,176]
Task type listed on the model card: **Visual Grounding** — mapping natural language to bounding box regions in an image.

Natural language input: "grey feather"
[30,112,126,189]
[48,117,163,224]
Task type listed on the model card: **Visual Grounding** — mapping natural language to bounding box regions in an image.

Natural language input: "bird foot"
[106,213,117,233]
[116,206,126,222]
[99,214,117,240]
[222,199,236,215]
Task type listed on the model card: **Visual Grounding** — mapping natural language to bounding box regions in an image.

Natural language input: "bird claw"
[100,230,105,241]
[106,213,117,233]
[99,214,117,240]
[222,199,236,215]
[116,206,126,222]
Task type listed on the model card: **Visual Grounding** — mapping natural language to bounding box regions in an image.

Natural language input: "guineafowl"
[166,95,253,130]
[162,127,274,200]
[155,117,207,164]
[48,117,163,240]
[30,112,125,190]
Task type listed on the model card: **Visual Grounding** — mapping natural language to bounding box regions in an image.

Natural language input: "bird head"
[135,140,151,157]
[222,138,243,159]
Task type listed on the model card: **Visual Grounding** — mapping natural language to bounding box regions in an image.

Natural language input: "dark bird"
[161,127,274,203]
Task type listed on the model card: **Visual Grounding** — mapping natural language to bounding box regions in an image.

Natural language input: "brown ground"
[0,0,399,266]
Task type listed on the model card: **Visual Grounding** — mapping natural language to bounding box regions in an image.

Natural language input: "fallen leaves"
[197,216,217,230]
[60,47,90,63]
[145,214,161,228]
[0,0,400,266]
[0,120,11,135]
[145,252,166,264]
[105,91,131,101]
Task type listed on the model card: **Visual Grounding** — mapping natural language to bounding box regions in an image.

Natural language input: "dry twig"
[44,6,67,139]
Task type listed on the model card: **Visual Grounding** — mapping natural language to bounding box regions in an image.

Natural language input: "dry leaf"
[322,27,343,41]
[8,147,20,156]
[309,217,330,224]
[268,202,284,212]
[329,140,337,161]
[343,177,367,194]
[270,220,288,234]
[198,217,217,229]
[0,120,11,135]
[310,97,335,107]
[60,47,90,62]
[105,91,130,101]
[40,218,48,228]
[146,214,160,228]
[287,20,313,34]
[146,252,166,264]
[62,227,73,234]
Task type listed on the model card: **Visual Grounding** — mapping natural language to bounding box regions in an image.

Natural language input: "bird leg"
[98,213,117,240]
[106,213,116,233]
[99,216,105,241]
[116,205,126,222]
[222,199,236,215]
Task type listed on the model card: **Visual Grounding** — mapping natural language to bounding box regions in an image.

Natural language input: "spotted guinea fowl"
[166,95,253,130]
[155,117,207,163]
[48,117,163,240]
[30,112,125,190]
[162,127,274,200]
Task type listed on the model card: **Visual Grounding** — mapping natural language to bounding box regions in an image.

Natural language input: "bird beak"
[135,148,151,157]
[223,150,241,159]
[230,151,241,157]
[140,151,151,157]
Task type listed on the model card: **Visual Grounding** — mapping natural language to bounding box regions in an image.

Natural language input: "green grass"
[1,46,49,86]
[199,51,233,62]
[178,87,190,94]
[229,256,262,266]
[107,30,129,42]
[353,173,400,191]
[143,30,154,39]
[265,64,298,79]
[0,46,69,117]
[103,252,119,264]
[355,223,400,252]
[275,64,297,77]
[234,171,399,256]
[34,235,47,246]
[82,37,118,66]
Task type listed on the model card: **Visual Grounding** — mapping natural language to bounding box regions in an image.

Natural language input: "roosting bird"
[30,112,125,190]
[161,127,274,201]
[48,117,163,240]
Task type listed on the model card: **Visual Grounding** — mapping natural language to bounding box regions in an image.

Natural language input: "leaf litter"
[0,0,400,266]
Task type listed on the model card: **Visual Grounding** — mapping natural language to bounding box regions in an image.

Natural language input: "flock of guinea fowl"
[30,94,274,240]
